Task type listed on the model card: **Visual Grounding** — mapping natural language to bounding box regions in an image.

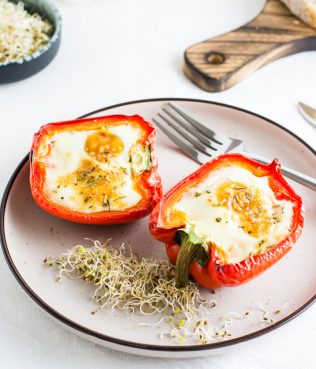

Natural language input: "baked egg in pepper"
[30,115,162,224]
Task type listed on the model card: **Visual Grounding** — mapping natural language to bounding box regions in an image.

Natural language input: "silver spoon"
[298,101,316,128]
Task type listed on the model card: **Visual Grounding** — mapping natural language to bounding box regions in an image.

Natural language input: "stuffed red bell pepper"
[30,114,162,224]
[149,153,304,289]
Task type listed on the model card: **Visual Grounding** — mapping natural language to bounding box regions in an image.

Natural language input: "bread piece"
[280,0,316,29]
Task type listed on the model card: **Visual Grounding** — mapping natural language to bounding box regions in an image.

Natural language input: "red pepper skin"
[149,153,304,289]
[30,115,162,224]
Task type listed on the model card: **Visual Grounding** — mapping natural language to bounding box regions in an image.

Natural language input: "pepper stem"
[175,237,201,288]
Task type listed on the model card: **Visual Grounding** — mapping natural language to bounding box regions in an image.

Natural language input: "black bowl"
[0,0,62,83]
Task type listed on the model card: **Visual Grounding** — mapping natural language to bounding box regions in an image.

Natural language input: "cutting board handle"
[184,0,316,92]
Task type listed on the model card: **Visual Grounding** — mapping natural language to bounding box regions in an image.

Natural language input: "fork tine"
[167,102,227,145]
[152,118,211,164]
[162,108,220,149]
[157,113,218,156]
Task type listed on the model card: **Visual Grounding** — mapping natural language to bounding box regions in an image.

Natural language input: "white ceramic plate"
[1,98,316,358]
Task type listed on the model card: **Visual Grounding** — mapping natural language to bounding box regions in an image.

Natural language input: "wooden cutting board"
[184,0,316,92]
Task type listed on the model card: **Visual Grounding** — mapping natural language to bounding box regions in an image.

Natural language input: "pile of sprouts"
[44,240,218,344]
[45,240,289,344]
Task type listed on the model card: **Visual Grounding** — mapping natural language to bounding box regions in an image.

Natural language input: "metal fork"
[153,103,316,191]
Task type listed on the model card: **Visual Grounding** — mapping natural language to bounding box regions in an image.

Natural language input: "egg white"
[174,165,294,264]
[39,123,143,212]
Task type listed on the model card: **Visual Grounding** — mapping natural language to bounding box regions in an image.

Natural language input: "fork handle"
[247,152,316,191]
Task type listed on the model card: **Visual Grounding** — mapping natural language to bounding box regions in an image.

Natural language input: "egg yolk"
[216,181,273,238]
[85,130,124,162]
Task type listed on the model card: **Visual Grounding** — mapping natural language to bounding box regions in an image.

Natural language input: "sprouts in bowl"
[0,0,61,83]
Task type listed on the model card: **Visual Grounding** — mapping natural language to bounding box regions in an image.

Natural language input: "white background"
[1,0,316,368]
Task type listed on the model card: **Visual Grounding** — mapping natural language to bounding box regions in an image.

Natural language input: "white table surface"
[1,0,316,367]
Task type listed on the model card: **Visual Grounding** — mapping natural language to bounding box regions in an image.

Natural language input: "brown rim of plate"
[1,97,315,352]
